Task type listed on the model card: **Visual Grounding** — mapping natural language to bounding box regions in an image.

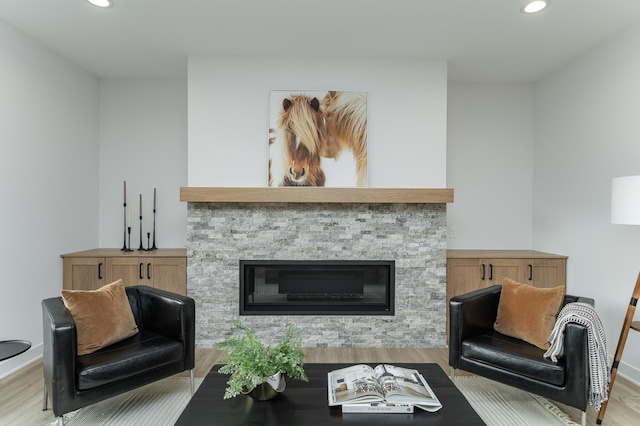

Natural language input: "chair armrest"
[42,297,78,416]
[449,285,502,368]
[561,321,590,409]
[556,296,592,376]
[450,285,502,338]
[563,294,595,307]
[576,296,594,306]
[136,286,195,369]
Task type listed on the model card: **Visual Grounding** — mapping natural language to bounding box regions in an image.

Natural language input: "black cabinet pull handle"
[481,264,486,280]
[98,262,103,279]
[489,264,493,280]
[139,263,144,279]
[147,263,151,280]
[529,264,533,280]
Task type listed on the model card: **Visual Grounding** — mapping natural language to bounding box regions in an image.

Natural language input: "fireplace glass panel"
[240,260,394,315]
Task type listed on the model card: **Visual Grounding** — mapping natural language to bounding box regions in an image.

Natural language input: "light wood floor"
[1,347,639,425]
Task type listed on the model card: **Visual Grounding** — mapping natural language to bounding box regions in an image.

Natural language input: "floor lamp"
[597,175,640,424]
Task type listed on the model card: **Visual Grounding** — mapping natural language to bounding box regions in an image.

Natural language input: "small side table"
[0,340,31,361]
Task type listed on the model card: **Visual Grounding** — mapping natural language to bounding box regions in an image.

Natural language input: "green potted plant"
[217,320,308,400]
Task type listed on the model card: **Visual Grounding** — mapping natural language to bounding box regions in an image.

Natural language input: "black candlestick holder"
[146,232,151,251]
[127,226,132,252]
[138,215,145,251]
[122,203,133,252]
[121,202,127,250]
[150,209,158,250]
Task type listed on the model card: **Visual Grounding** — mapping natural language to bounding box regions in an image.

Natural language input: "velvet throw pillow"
[61,279,139,356]
[493,278,565,350]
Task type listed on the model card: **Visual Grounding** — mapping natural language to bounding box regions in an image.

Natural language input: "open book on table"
[327,364,442,412]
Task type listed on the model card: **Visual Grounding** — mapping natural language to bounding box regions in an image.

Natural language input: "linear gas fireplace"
[239,260,395,315]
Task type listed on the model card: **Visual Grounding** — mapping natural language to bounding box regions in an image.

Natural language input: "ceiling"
[2,0,640,82]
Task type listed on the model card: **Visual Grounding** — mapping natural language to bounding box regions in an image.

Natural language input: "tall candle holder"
[122,180,133,252]
[138,214,145,251]
[122,202,129,251]
[151,187,158,250]
[150,208,158,250]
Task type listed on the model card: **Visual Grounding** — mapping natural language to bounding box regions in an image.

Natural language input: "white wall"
[98,80,187,249]
[447,83,534,249]
[0,21,99,378]
[188,56,448,188]
[534,23,640,383]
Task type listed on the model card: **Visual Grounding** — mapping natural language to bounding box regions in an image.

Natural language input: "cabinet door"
[147,257,187,295]
[63,257,106,290]
[446,258,485,340]
[484,258,527,286]
[529,258,566,288]
[106,257,146,286]
[446,258,483,303]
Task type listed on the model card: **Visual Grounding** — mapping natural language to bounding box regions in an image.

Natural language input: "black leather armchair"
[449,285,593,426]
[42,285,195,425]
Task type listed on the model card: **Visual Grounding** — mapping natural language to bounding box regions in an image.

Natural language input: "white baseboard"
[0,343,42,380]
[617,360,640,387]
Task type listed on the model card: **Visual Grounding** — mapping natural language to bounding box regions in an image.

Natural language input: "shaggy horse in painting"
[320,91,368,187]
[269,91,367,187]
[271,95,326,186]
[282,135,326,186]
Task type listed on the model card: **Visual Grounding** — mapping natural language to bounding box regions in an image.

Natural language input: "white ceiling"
[2,0,640,82]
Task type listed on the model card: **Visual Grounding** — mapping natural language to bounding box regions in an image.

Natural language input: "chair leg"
[450,367,455,382]
[56,416,65,426]
[42,384,48,411]
[190,369,195,395]
[580,410,586,426]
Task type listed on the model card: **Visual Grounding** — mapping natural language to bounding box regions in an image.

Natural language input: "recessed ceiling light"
[521,0,549,14]
[86,0,114,8]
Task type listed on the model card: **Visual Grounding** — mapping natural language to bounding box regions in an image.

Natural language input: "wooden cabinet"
[62,256,107,291]
[447,250,567,294]
[446,250,567,337]
[62,248,187,295]
[528,257,567,288]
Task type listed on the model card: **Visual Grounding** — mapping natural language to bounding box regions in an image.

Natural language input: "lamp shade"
[611,175,640,224]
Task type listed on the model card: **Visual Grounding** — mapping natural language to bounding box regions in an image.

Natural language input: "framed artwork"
[269,90,368,187]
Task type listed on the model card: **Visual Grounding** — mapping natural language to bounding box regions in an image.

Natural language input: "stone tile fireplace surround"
[186,199,447,348]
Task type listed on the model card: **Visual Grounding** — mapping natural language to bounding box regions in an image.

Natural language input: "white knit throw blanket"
[544,302,610,412]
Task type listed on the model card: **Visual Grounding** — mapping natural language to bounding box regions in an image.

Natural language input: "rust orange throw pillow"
[61,279,138,355]
[493,278,565,350]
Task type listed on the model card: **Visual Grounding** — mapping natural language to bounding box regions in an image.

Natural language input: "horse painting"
[268,90,367,187]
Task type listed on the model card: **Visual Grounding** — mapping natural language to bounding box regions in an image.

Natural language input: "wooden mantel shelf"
[180,187,454,204]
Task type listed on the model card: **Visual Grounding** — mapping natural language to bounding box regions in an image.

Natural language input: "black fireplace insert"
[239,260,395,315]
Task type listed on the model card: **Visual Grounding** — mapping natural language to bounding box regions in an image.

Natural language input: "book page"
[327,364,385,406]
[373,364,442,409]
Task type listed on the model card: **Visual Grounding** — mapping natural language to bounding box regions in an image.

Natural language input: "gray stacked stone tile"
[187,202,447,348]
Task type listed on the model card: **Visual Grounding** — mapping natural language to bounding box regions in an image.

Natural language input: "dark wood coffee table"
[176,363,485,425]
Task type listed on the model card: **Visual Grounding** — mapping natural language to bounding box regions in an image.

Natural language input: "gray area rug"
[454,376,579,425]
[49,374,578,425]
[49,377,202,426]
